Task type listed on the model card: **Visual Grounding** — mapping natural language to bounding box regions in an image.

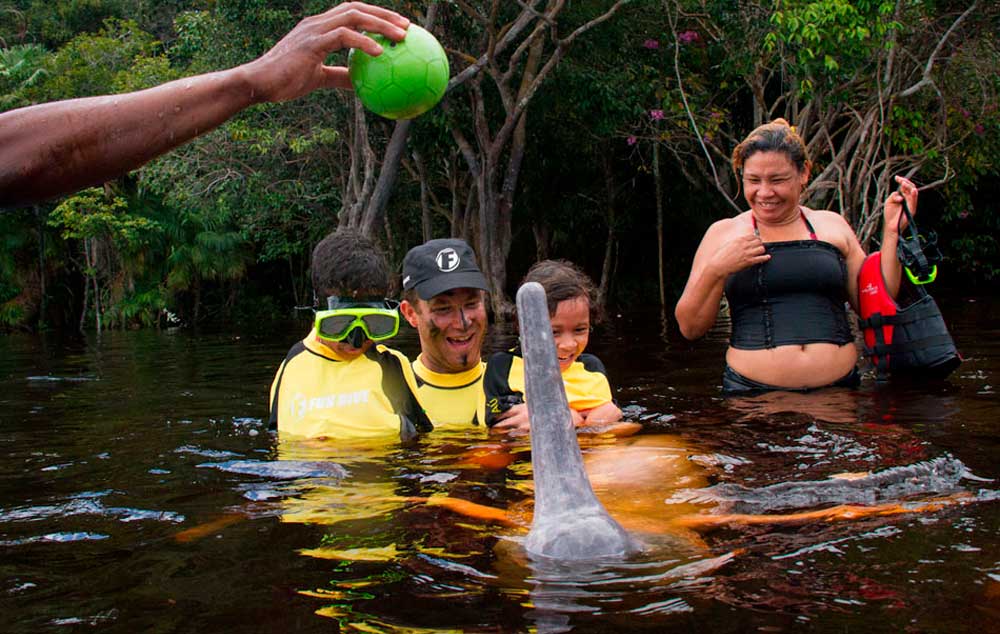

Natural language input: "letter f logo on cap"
[436,248,460,272]
[402,238,488,299]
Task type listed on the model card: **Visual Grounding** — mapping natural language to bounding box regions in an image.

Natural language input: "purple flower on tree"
[643,39,660,50]
[678,30,700,45]
[975,123,985,135]
[627,135,638,146]
[649,109,665,121]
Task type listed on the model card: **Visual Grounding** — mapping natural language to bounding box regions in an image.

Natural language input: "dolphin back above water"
[516,282,640,560]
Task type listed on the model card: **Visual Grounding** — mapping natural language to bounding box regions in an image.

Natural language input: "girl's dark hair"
[521,259,602,324]
[731,118,811,176]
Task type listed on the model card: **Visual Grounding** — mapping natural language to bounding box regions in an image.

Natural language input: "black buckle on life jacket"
[896,198,940,284]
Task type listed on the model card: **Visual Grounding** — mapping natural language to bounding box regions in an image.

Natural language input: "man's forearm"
[0,66,258,207]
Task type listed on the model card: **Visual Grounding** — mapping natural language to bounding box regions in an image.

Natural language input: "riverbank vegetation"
[1,0,997,331]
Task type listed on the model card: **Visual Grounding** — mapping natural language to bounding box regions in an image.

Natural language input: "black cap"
[402,239,489,300]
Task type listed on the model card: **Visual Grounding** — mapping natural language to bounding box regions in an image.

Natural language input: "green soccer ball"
[348,25,449,120]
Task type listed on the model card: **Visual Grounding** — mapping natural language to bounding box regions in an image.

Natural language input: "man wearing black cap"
[399,238,490,427]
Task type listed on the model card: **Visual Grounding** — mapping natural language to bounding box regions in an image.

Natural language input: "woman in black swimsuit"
[674,119,918,393]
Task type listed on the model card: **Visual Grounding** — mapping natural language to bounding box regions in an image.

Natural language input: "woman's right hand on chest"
[708,232,771,278]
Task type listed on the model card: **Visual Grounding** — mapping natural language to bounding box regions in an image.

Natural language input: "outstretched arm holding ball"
[0,2,410,208]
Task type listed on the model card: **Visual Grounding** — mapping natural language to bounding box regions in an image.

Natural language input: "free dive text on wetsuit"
[269,329,431,439]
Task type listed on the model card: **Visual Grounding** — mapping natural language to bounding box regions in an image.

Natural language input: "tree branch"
[898,1,978,98]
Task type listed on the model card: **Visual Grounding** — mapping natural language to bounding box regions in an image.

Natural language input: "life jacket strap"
[858,299,938,330]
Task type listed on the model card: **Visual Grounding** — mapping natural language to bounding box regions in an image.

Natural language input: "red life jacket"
[857,251,960,379]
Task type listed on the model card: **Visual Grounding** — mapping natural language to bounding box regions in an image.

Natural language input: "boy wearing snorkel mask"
[268,230,432,440]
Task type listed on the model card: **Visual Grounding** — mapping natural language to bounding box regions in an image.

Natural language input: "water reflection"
[725,387,862,424]
[0,300,998,633]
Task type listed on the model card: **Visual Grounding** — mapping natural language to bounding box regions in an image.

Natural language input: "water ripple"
[174,445,242,459]
[667,455,979,513]
[0,498,184,524]
[0,532,109,546]
[629,596,694,615]
[197,459,349,480]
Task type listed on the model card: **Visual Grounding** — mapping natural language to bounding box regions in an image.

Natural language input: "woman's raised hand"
[884,175,919,236]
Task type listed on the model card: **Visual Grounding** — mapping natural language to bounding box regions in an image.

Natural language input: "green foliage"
[2,0,997,332]
[938,112,1000,281]
[3,0,122,48]
[171,8,269,71]
[932,31,1000,282]
[766,0,898,97]
[31,18,158,101]
[165,216,250,290]
[1,0,194,48]
[0,210,33,325]
[172,0,294,69]
[104,286,167,328]
[0,43,50,108]
[887,105,937,159]
[49,188,159,248]
[47,188,165,329]
[114,52,181,92]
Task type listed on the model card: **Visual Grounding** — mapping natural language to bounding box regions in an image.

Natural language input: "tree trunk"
[90,239,102,332]
[35,206,46,329]
[474,170,510,318]
[339,100,376,229]
[193,278,202,325]
[596,147,617,312]
[224,282,237,322]
[360,118,413,237]
[383,213,397,271]
[412,148,433,242]
[79,241,90,335]
[287,254,299,307]
[448,1,628,320]
[653,144,666,314]
[532,223,550,262]
[347,4,440,236]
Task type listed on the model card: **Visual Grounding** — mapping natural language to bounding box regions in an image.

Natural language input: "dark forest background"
[1,0,997,332]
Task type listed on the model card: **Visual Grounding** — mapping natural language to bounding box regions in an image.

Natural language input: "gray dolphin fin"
[516,282,639,560]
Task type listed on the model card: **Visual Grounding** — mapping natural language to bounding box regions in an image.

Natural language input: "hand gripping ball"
[348,25,450,120]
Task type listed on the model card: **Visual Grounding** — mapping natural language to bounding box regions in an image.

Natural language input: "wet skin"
[550,296,590,372]
[318,337,372,361]
[492,296,622,435]
[400,288,487,374]
[741,151,810,227]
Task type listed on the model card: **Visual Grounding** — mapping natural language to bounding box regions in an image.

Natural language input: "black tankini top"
[723,212,853,350]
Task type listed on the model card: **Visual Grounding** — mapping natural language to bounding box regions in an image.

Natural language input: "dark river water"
[1,293,998,633]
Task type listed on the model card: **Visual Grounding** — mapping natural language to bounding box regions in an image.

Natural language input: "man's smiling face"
[401,288,487,373]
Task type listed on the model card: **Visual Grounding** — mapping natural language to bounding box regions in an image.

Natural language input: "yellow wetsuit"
[411,355,485,428]
[268,329,432,440]
[482,349,614,427]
